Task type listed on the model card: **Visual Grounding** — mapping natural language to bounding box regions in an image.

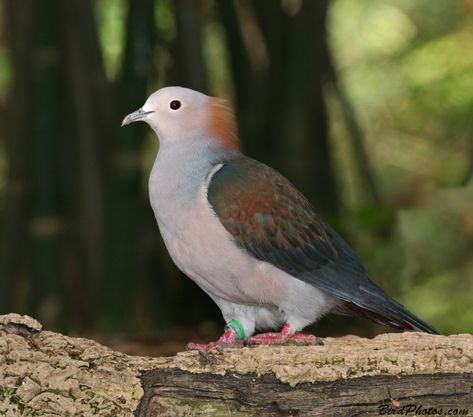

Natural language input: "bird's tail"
[341,298,440,334]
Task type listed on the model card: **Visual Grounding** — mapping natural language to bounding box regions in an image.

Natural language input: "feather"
[208,98,239,151]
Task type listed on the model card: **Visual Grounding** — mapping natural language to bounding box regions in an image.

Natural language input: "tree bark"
[1,314,472,417]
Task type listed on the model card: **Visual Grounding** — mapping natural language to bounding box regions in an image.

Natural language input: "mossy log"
[0,314,472,417]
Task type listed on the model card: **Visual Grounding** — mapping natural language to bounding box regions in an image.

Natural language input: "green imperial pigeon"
[122,86,438,351]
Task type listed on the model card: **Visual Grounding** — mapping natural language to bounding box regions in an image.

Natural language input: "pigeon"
[122,86,439,351]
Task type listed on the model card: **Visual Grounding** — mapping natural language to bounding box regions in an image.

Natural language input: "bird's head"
[122,86,239,151]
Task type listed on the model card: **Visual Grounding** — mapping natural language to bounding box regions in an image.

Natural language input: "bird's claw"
[186,340,244,353]
[186,328,244,353]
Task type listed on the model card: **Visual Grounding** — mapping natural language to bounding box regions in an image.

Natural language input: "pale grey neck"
[150,137,241,202]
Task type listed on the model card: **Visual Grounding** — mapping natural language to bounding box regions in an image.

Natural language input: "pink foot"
[246,323,321,346]
[186,329,244,353]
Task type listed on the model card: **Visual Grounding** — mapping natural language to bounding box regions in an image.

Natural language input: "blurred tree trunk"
[286,0,339,215]
[323,50,382,206]
[172,0,209,92]
[100,0,156,330]
[0,0,37,313]
[61,0,113,328]
[216,0,261,150]
[245,0,287,159]
[28,0,65,328]
[464,132,473,185]
[250,0,340,216]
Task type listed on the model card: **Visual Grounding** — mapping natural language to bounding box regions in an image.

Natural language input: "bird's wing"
[207,157,438,333]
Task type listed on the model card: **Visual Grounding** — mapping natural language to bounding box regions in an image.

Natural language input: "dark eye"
[170,100,181,110]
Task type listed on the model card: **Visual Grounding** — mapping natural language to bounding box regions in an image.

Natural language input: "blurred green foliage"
[330,0,473,333]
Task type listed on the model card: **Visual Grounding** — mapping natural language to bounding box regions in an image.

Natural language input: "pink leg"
[246,323,320,346]
[186,328,244,353]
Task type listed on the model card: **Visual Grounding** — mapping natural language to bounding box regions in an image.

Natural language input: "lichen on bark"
[1,313,472,417]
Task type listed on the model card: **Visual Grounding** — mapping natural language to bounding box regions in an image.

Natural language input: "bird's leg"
[186,321,245,352]
[246,322,320,346]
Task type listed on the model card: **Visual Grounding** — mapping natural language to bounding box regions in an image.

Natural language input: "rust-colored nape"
[208,98,240,151]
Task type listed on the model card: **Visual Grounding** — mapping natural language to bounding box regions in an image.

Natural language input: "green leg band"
[225,319,246,340]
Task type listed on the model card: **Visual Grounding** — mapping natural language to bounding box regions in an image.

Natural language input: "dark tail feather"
[340,300,440,335]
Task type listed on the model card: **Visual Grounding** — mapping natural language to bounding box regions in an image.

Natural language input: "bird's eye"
[170,100,181,110]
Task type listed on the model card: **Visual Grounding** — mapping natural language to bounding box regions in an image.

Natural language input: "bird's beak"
[121,108,155,127]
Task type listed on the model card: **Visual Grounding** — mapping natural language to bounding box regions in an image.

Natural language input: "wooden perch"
[0,314,472,417]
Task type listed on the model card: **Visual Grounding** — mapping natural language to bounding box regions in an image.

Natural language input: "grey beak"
[121,108,154,127]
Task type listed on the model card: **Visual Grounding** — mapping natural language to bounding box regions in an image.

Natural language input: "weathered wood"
[138,370,473,417]
[0,314,472,417]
